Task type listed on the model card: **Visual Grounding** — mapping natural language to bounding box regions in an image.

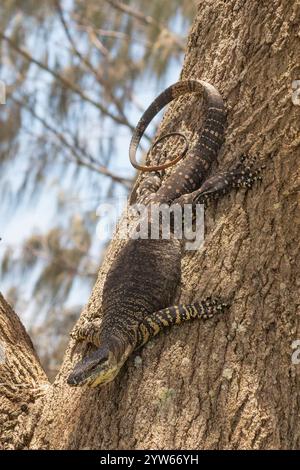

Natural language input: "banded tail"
[135,297,228,349]
[129,80,226,181]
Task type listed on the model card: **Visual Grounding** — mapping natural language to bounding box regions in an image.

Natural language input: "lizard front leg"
[135,297,228,349]
[70,318,102,348]
[173,155,264,208]
[68,298,227,386]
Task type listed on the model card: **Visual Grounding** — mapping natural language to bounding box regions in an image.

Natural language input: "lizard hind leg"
[192,154,265,205]
[70,318,102,348]
[135,297,228,349]
[135,171,163,205]
[228,154,265,189]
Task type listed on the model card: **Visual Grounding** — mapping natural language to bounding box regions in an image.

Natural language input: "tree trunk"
[1,0,300,450]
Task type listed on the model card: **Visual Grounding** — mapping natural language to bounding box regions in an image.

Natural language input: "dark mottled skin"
[100,238,181,358]
[97,80,227,361]
[67,80,248,387]
[131,80,226,205]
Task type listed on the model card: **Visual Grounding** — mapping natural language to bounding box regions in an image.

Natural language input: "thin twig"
[86,27,111,57]
[10,95,133,187]
[0,30,135,131]
[73,20,147,114]
[105,0,185,51]
[75,20,151,46]
[53,0,128,122]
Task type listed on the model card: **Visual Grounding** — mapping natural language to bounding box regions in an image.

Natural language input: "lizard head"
[67,343,132,387]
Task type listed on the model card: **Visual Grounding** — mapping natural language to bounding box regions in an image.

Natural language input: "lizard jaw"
[89,343,133,387]
[67,343,133,387]
[89,365,120,387]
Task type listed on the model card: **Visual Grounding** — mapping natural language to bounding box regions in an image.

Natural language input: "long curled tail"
[129,80,226,175]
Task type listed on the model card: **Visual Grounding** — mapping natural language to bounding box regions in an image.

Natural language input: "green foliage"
[21,221,95,306]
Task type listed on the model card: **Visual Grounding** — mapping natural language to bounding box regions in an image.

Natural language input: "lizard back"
[101,237,181,347]
[101,80,226,348]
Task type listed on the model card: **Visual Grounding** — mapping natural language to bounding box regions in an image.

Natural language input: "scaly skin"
[68,237,182,386]
[67,81,262,388]
[131,80,226,205]
[68,80,227,387]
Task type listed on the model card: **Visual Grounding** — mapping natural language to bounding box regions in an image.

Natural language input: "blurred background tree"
[0,0,197,378]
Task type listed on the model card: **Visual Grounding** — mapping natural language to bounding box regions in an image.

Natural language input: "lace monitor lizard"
[67,80,262,387]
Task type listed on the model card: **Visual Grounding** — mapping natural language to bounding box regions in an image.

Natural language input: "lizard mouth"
[67,346,111,387]
[67,363,119,387]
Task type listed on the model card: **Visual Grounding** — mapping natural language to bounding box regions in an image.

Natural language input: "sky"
[0,44,183,327]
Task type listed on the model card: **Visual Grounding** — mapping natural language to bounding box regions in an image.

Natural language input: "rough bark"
[1,0,300,450]
[0,294,48,449]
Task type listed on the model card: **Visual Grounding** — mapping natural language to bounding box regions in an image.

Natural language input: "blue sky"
[0,55,183,327]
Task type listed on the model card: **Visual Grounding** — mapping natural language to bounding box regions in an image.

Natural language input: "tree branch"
[71,15,151,119]
[0,293,48,449]
[24,245,97,279]
[10,95,133,187]
[53,0,129,123]
[0,31,135,132]
[105,0,186,52]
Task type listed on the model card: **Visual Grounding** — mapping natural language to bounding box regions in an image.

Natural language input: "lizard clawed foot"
[70,318,102,348]
[231,154,265,190]
[196,297,229,319]
[190,154,265,206]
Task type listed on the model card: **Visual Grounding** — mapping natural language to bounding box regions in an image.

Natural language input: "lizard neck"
[98,322,137,363]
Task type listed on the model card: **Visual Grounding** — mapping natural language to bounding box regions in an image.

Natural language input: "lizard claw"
[197,297,230,319]
[230,154,265,190]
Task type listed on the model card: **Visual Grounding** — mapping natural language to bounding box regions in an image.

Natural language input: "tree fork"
[0,0,299,450]
[0,294,48,449]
